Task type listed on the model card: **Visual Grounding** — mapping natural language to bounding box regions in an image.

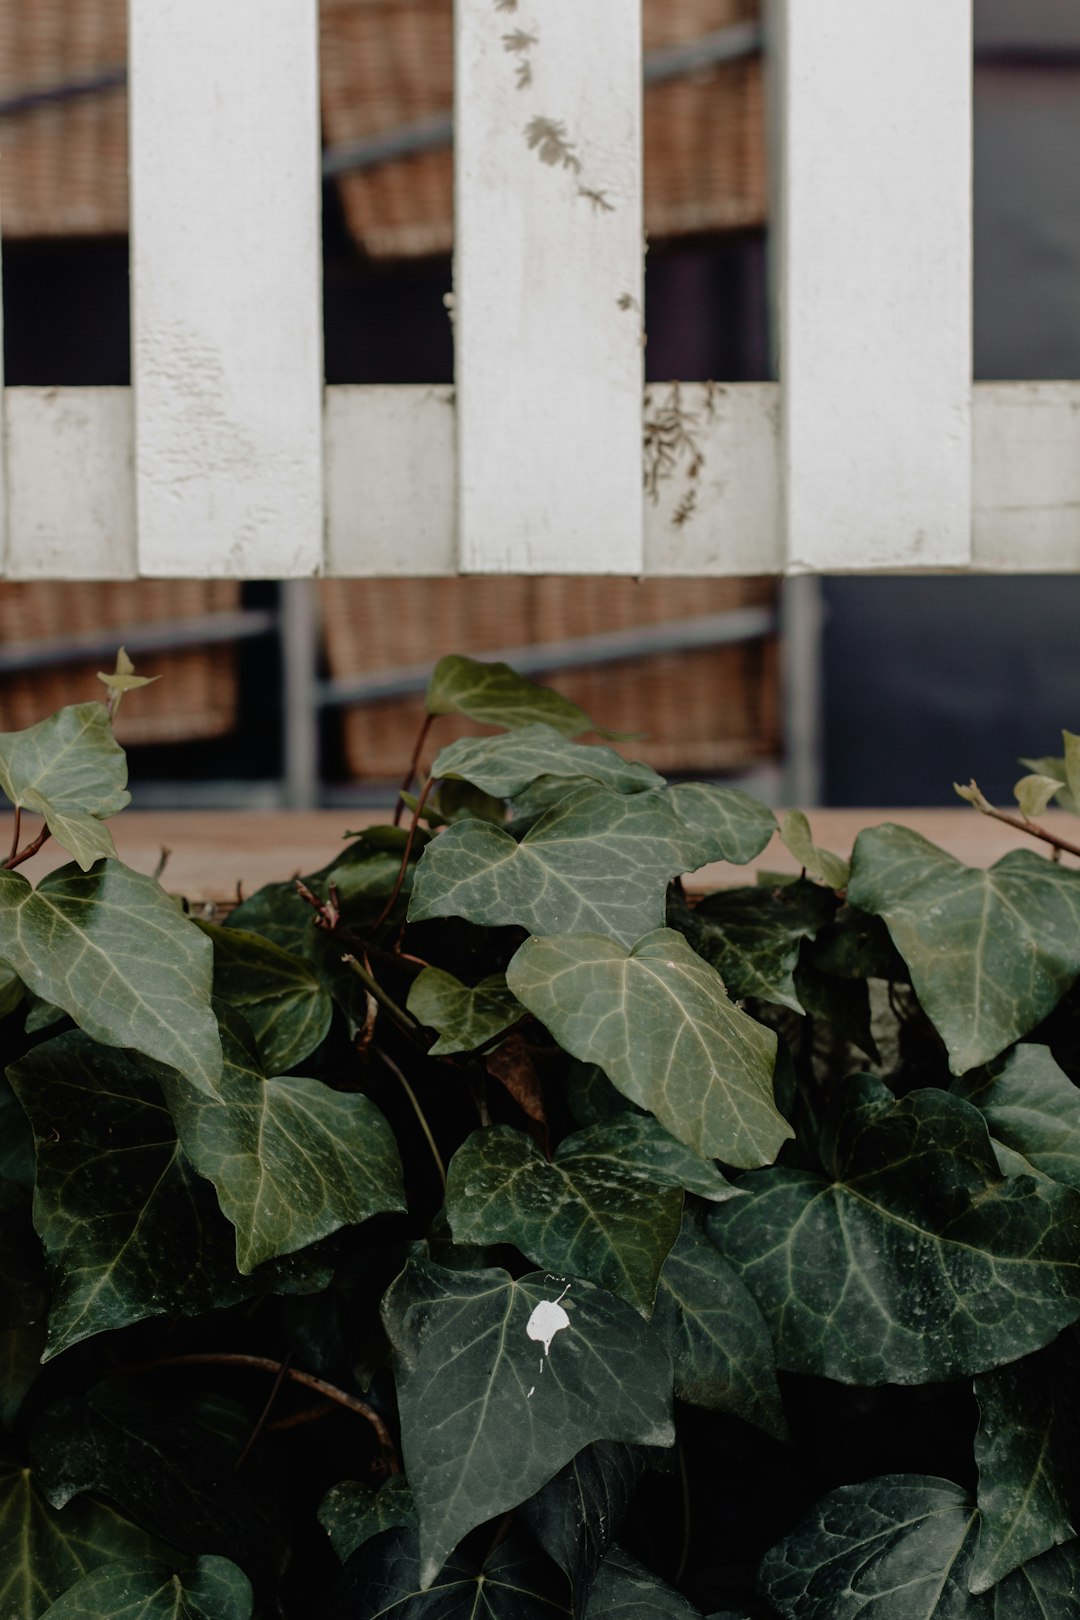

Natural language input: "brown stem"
[266,1401,336,1433]
[3,821,51,871]
[235,1349,292,1469]
[957,779,1080,860]
[372,777,434,934]
[117,1353,400,1470]
[7,807,21,865]
[394,713,435,827]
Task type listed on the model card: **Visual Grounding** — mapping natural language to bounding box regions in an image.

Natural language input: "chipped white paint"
[526,1280,571,1378]
[7,384,1080,577]
[770,0,972,570]
[455,0,644,572]
[128,0,323,578]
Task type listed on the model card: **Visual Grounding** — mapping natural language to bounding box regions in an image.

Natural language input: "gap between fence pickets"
[1,383,1079,579]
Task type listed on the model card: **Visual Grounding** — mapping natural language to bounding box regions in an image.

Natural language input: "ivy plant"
[4,656,1080,1616]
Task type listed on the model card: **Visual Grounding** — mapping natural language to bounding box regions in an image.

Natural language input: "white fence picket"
[128,0,324,578]
[455,0,644,573]
[6,390,135,579]
[771,0,973,571]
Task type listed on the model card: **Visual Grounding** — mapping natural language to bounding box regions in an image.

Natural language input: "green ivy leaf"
[0,1323,47,1429]
[707,1076,1080,1384]
[0,861,222,1098]
[952,1044,1080,1189]
[161,1010,406,1273]
[0,1459,166,1620]
[7,1032,329,1357]
[1013,774,1063,821]
[445,1124,684,1314]
[663,784,777,868]
[409,785,708,949]
[318,1478,416,1565]
[196,922,332,1076]
[970,1344,1078,1593]
[520,1443,652,1614]
[332,1529,571,1619]
[0,1183,48,1427]
[381,1259,674,1588]
[1019,749,1080,817]
[434,724,662,800]
[847,825,1080,1074]
[652,1211,786,1441]
[406,967,523,1055]
[507,929,788,1168]
[759,1474,1080,1619]
[31,1384,284,1590]
[778,811,850,890]
[39,1555,252,1620]
[675,881,837,1012]
[426,654,608,736]
[585,1546,703,1618]
[0,703,129,871]
[0,960,23,1019]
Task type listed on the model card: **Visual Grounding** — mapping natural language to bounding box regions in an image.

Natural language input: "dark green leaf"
[197,922,332,1076]
[953,1045,1080,1189]
[0,1076,36,1189]
[406,967,523,1055]
[382,1258,674,1586]
[664,784,777,868]
[521,1443,651,1613]
[432,779,507,825]
[792,956,880,1064]
[8,1031,328,1357]
[426,654,607,736]
[0,1181,48,1332]
[508,929,788,1168]
[584,1546,702,1618]
[847,825,1080,1074]
[0,703,129,870]
[758,1475,979,1619]
[0,1459,166,1620]
[318,1478,415,1564]
[677,882,836,1012]
[434,724,662,799]
[0,861,222,1098]
[708,1076,1080,1384]
[778,812,849,890]
[0,961,23,1019]
[971,1346,1078,1592]
[809,904,906,982]
[445,1124,684,1314]
[39,1555,252,1619]
[409,784,709,948]
[162,1010,406,1272]
[653,1212,786,1440]
[759,1474,1080,1619]
[31,1383,283,1588]
[332,1528,571,1619]
[565,1063,642,1126]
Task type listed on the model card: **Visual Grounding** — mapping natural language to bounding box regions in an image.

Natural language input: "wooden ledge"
[15,807,1076,904]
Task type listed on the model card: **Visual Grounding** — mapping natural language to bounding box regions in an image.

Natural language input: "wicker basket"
[319,576,779,780]
[0,0,765,252]
[0,581,241,746]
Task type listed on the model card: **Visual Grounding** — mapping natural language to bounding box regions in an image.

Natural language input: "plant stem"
[117,1353,400,1470]
[3,820,51,871]
[341,954,419,1033]
[376,1043,447,1193]
[372,776,434,934]
[235,1350,292,1469]
[7,807,20,865]
[394,712,435,827]
[957,779,1080,859]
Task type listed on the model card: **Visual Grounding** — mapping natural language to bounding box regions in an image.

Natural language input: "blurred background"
[0,0,1077,808]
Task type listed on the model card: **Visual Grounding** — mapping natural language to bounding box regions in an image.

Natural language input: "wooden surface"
[773,0,972,570]
[15,807,1075,903]
[455,0,644,572]
[129,0,323,577]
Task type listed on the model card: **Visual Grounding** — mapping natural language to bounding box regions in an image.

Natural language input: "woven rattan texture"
[0,0,764,252]
[320,576,779,780]
[0,581,240,745]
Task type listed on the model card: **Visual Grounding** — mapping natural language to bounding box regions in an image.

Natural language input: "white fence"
[0,0,1076,581]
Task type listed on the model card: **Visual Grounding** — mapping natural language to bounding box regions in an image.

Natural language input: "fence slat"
[974,383,1080,570]
[129,0,323,578]
[6,390,135,579]
[456,0,644,573]
[772,0,973,570]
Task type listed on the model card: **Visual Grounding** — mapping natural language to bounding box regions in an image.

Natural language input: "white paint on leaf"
[526,1285,571,1358]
